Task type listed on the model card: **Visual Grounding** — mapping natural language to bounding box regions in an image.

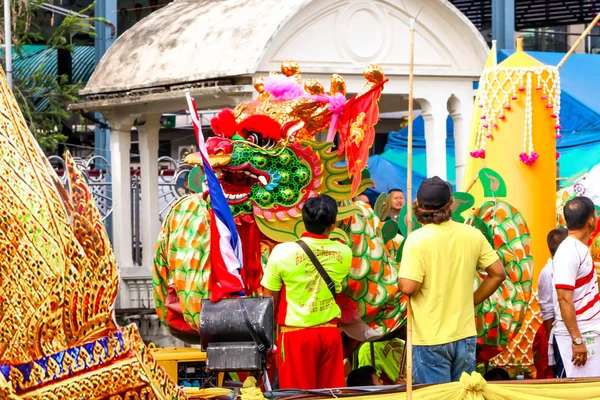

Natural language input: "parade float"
[0,16,597,400]
[150,16,600,399]
[152,57,539,396]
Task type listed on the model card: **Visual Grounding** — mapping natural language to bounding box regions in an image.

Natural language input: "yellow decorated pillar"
[463,39,558,286]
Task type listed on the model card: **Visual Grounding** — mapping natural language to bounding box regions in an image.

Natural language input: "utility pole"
[94,0,117,241]
[492,0,515,50]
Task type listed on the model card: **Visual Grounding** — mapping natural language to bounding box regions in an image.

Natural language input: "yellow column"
[464,39,558,286]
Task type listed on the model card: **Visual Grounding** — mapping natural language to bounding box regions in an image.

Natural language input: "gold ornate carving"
[348,113,366,145]
[0,62,185,398]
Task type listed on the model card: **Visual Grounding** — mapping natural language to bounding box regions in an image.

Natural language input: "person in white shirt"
[553,196,600,377]
[537,228,567,377]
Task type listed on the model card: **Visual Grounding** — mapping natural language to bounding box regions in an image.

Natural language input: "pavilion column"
[420,98,448,180]
[449,91,473,190]
[106,111,136,270]
[137,113,162,270]
[451,111,466,188]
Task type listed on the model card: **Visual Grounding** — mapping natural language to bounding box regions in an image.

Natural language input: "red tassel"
[239,114,282,141]
[237,222,264,296]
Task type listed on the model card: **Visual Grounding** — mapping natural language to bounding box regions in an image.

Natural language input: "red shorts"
[277,326,345,389]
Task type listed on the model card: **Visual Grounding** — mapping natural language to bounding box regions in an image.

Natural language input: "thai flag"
[185,89,244,302]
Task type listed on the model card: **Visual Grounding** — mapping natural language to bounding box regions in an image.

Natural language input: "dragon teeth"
[258,176,268,186]
[224,193,245,200]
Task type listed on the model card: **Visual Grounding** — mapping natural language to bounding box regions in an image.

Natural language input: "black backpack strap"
[296,239,336,298]
[238,298,266,353]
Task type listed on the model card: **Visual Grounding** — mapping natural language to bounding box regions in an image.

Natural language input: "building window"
[117,0,173,36]
[522,26,568,53]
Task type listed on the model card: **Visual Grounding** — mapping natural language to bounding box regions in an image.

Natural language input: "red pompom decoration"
[210,108,238,137]
[238,114,282,141]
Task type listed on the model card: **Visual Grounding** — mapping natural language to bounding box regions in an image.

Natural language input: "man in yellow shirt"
[261,194,352,389]
[399,176,506,384]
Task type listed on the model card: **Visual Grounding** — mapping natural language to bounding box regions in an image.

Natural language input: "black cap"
[417,176,452,210]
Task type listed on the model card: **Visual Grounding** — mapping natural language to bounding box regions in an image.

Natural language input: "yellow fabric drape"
[347,372,600,400]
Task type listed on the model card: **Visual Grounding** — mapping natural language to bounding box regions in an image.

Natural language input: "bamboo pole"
[4,0,12,89]
[557,12,600,70]
[405,7,423,398]
[464,173,480,193]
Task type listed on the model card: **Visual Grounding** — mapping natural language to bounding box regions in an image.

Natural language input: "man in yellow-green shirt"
[357,338,405,384]
[399,176,506,385]
[261,194,352,389]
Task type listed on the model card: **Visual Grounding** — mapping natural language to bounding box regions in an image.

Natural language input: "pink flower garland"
[519,151,539,165]
[470,149,485,159]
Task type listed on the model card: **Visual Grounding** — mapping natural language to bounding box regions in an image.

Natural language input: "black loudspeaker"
[200,297,274,372]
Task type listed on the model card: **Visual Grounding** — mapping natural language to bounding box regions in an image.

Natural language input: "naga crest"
[184,60,385,242]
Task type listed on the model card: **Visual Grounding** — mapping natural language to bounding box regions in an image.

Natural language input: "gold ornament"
[0,65,186,398]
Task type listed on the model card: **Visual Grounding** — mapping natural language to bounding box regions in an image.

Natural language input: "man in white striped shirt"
[553,196,600,377]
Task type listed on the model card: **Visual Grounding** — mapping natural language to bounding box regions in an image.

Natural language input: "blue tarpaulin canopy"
[367,51,600,196]
[498,50,600,181]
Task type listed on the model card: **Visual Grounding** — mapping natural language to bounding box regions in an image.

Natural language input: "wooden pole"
[557,12,600,70]
[405,7,422,398]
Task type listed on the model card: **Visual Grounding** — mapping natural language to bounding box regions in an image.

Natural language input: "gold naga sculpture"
[0,66,186,398]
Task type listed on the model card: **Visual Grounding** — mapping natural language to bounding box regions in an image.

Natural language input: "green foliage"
[1,0,103,153]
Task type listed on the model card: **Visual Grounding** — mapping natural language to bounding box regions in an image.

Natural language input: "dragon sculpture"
[0,68,185,398]
[154,62,406,341]
[154,61,535,362]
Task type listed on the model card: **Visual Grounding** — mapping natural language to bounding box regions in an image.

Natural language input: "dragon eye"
[248,132,276,149]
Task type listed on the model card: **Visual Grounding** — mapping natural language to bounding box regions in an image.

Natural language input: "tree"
[1,0,100,153]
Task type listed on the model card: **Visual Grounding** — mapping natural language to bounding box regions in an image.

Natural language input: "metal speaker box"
[200,297,274,351]
[205,342,262,372]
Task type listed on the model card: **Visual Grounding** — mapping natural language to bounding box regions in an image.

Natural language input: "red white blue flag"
[185,90,244,301]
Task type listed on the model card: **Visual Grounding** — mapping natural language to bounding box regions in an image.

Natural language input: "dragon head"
[185,60,385,241]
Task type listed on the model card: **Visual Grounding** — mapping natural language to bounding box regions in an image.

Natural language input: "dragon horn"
[281,59,302,84]
[329,74,346,96]
[355,64,386,98]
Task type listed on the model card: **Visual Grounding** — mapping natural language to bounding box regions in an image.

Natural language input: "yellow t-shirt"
[261,237,352,327]
[399,221,499,345]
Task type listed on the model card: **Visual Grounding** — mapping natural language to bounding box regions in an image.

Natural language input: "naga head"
[186,60,385,240]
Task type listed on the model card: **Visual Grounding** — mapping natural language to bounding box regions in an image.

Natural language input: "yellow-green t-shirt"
[357,338,405,382]
[399,221,499,345]
[261,237,352,327]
